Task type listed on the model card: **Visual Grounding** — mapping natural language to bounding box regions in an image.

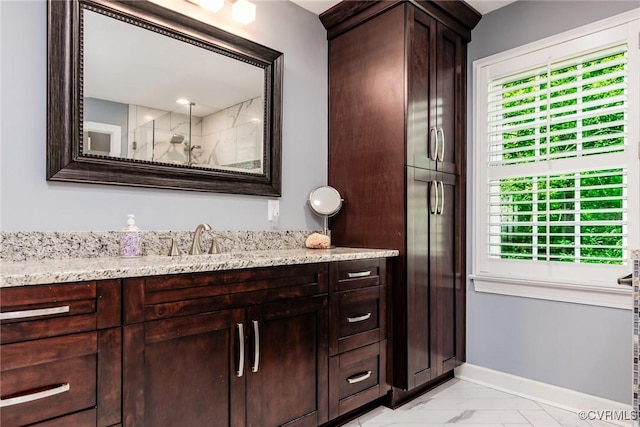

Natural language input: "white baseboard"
[455,363,632,427]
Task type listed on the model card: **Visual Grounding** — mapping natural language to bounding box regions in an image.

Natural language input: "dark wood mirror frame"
[47,0,283,196]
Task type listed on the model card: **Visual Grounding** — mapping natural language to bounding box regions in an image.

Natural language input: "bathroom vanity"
[0,248,396,427]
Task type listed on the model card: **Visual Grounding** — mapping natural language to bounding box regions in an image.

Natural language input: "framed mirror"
[47,0,283,196]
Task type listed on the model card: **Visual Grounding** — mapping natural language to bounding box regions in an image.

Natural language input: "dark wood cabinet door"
[430,172,459,376]
[246,296,328,427]
[407,11,465,176]
[434,23,464,175]
[407,8,436,171]
[406,166,434,389]
[407,168,460,384]
[123,309,245,427]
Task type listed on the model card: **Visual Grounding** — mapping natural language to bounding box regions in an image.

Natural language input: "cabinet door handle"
[429,127,438,161]
[347,371,372,384]
[0,383,70,408]
[347,271,371,279]
[437,127,445,162]
[437,181,445,215]
[347,313,372,323]
[237,323,245,377]
[0,305,70,321]
[430,180,438,215]
[251,320,260,373]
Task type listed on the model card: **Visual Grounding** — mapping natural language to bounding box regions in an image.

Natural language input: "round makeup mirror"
[308,186,343,235]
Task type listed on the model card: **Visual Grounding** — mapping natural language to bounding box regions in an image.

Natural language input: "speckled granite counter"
[0,247,399,288]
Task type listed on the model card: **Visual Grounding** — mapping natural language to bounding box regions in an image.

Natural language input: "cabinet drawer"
[333,259,383,291]
[1,332,98,427]
[329,341,388,419]
[125,263,328,323]
[0,280,121,344]
[330,286,385,355]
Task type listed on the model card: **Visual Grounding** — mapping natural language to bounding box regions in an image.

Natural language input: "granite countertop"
[0,247,399,287]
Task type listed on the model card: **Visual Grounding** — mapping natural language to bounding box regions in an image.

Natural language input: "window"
[472,12,639,309]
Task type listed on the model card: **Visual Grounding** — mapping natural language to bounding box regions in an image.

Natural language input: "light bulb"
[232,0,256,25]
[198,0,224,13]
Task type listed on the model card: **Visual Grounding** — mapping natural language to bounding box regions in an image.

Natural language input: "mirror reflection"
[82,8,265,174]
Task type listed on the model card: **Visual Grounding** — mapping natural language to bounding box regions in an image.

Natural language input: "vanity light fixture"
[198,0,224,13]
[188,0,256,25]
[231,0,256,25]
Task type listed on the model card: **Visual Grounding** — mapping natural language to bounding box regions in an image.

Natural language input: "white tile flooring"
[342,379,620,427]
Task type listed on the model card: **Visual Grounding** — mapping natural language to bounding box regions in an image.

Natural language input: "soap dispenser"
[119,214,142,258]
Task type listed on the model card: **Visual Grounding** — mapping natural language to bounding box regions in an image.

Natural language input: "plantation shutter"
[485,44,629,266]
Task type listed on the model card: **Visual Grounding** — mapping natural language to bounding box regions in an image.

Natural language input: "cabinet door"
[406,168,460,386]
[246,296,328,427]
[407,11,464,176]
[407,8,436,171]
[430,172,459,376]
[434,23,464,175]
[123,309,245,427]
[405,166,434,388]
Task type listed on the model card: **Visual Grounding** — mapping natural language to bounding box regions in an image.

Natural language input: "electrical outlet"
[268,200,280,221]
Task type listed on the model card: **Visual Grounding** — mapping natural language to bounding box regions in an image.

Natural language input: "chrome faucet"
[189,223,212,255]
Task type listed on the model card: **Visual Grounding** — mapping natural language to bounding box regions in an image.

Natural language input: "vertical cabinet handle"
[430,181,438,215]
[0,383,70,408]
[236,323,245,377]
[0,305,70,321]
[429,127,438,161]
[437,127,445,161]
[437,181,445,215]
[251,320,260,373]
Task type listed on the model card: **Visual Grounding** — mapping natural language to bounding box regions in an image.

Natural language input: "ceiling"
[291,0,518,16]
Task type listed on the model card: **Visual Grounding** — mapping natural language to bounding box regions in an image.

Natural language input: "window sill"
[469,274,632,310]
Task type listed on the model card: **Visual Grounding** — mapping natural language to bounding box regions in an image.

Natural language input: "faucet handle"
[160,237,180,256]
[208,236,230,254]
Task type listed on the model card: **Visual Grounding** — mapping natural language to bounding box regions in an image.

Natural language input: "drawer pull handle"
[347,371,372,384]
[0,305,70,321]
[237,323,245,377]
[347,313,372,323]
[347,271,371,279]
[252,320,260,373]
[0,383,70,408]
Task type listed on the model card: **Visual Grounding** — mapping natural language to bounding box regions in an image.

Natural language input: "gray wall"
[0,0,328,232]
[467,1,638,403]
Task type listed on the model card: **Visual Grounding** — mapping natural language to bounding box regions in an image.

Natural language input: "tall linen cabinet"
[320,1,480,403]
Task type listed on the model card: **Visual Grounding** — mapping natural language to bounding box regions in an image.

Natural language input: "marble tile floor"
[342,378,621,427]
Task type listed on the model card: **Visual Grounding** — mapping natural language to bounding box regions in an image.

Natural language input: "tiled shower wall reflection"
[201,97,263,171]
[126,96,262,171]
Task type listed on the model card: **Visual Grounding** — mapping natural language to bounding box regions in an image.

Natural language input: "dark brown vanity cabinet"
[321,0,479,399]
[122,264,329,427]
[0,280,122,427]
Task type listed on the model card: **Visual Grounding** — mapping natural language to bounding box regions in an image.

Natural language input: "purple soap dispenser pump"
[119,214,142,258]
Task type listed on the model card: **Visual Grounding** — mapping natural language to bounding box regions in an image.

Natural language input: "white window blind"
[472,14,639,306]
[487,45,628,265]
